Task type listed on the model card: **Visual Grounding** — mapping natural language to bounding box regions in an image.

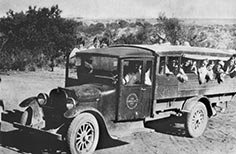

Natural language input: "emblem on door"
[126,93,138,109]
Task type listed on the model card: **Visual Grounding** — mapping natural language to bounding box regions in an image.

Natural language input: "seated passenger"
[206,61,215,81]
[77,58,93,78]
[159,63,173,75]
[198,59,214,84]
[225,57,236,78]
[165,65,174,75]
[214,60,225,83]
[145,62,152,86]
[191,61,198,74]
[169,60,179,75]
[198,59,209,84]
[183,60,193,73]
[176,67,188,82]
[172,60,188,82]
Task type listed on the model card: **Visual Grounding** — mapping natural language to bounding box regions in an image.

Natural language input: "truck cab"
[66,46,156,123]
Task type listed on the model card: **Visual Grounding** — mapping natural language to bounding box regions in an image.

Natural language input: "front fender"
[64,106,102,119]
[20,98,45,129]
[19,97,37,108]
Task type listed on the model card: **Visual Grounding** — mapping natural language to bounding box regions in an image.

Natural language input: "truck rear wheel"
[186,102,208,138]
[67,113,99,154]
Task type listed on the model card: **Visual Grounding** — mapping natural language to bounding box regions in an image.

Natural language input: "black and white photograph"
[0,0,236,154]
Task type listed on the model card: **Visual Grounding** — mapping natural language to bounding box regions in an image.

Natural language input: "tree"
[157,13,183,45]
[118,20,129,28]
[0,5,76,70]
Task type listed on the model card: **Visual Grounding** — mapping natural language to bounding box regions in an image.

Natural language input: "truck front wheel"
[186,102,208,138]
[67,113,99,154]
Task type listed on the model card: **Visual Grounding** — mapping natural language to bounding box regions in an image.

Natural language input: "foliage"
[1,7,236,71]
[118,20,129,28]
[157,13,183,45]
[0,5,76,71]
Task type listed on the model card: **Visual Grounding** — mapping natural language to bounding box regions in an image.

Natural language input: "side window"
[159,56,189,82]
[123,60,143,85]
[159,56,178,75]
[181,57,197,74]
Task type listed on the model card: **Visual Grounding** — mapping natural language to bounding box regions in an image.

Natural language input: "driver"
[77,57,93,78]
[123,62,141,85]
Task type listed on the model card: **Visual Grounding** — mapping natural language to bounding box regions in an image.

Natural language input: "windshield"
[69,55,118,80]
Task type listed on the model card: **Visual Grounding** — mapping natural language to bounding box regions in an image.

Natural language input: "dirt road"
[1,69,236,154]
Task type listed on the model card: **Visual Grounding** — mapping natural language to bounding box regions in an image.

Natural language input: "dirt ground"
[0,68,236,154]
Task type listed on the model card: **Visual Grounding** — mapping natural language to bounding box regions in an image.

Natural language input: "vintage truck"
[3,45,236,154]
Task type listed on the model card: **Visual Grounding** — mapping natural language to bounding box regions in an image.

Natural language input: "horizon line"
[66,16,236,20]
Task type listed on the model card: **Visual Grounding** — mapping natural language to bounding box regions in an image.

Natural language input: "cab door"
[117,59,154,121]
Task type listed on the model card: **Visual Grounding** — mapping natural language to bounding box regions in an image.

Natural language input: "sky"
[0,0,236,19]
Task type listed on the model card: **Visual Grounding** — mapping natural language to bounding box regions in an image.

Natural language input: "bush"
[0,5,76,71]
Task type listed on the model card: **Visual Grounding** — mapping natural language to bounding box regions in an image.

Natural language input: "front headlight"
[66,97,76,110]
[37,93,48,106]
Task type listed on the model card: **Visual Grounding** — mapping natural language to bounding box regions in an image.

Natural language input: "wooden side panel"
[155,74,179,99]
[155,74,236,100]
[179,74,236,96]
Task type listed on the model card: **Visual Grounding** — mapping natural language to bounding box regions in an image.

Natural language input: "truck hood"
[64,83,116,102]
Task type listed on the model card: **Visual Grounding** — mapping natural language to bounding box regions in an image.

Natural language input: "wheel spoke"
[192,109,205,130]
[76,141,82,151]
[82,124,85,132]
[84,124,89,132]
[87,124,94,133]
[77,128,82,135]
[83,142,87,150]
[76,133,82,141]
[87,134,93,139]
[86,139,92,144]
[76,135,81,141]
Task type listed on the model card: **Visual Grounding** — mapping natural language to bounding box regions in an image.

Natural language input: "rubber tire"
[20,108,33,126]
[67,113,99,154]
[186,102,208,138]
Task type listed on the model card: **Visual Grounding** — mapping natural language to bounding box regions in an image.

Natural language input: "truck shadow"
[144,114,189,137]
[0,130,69,153]
[1,110,128,153]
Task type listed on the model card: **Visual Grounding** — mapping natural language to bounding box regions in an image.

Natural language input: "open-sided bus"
[7,44,236,154]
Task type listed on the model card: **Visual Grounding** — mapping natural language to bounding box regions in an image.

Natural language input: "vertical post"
[65,53,69,87]
[0,100,4,131]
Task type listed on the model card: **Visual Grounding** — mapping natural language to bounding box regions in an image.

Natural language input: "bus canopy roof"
[133,44,236,61]
[72,44,236,61]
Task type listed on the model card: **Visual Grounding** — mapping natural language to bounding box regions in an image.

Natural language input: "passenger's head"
[100,42,107,48]
[185,60,192,66]
[229,58,234,65]
[202,59,209,66]
[93,37,100,48]
[218,60,225,67]
[172,60,178,67]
